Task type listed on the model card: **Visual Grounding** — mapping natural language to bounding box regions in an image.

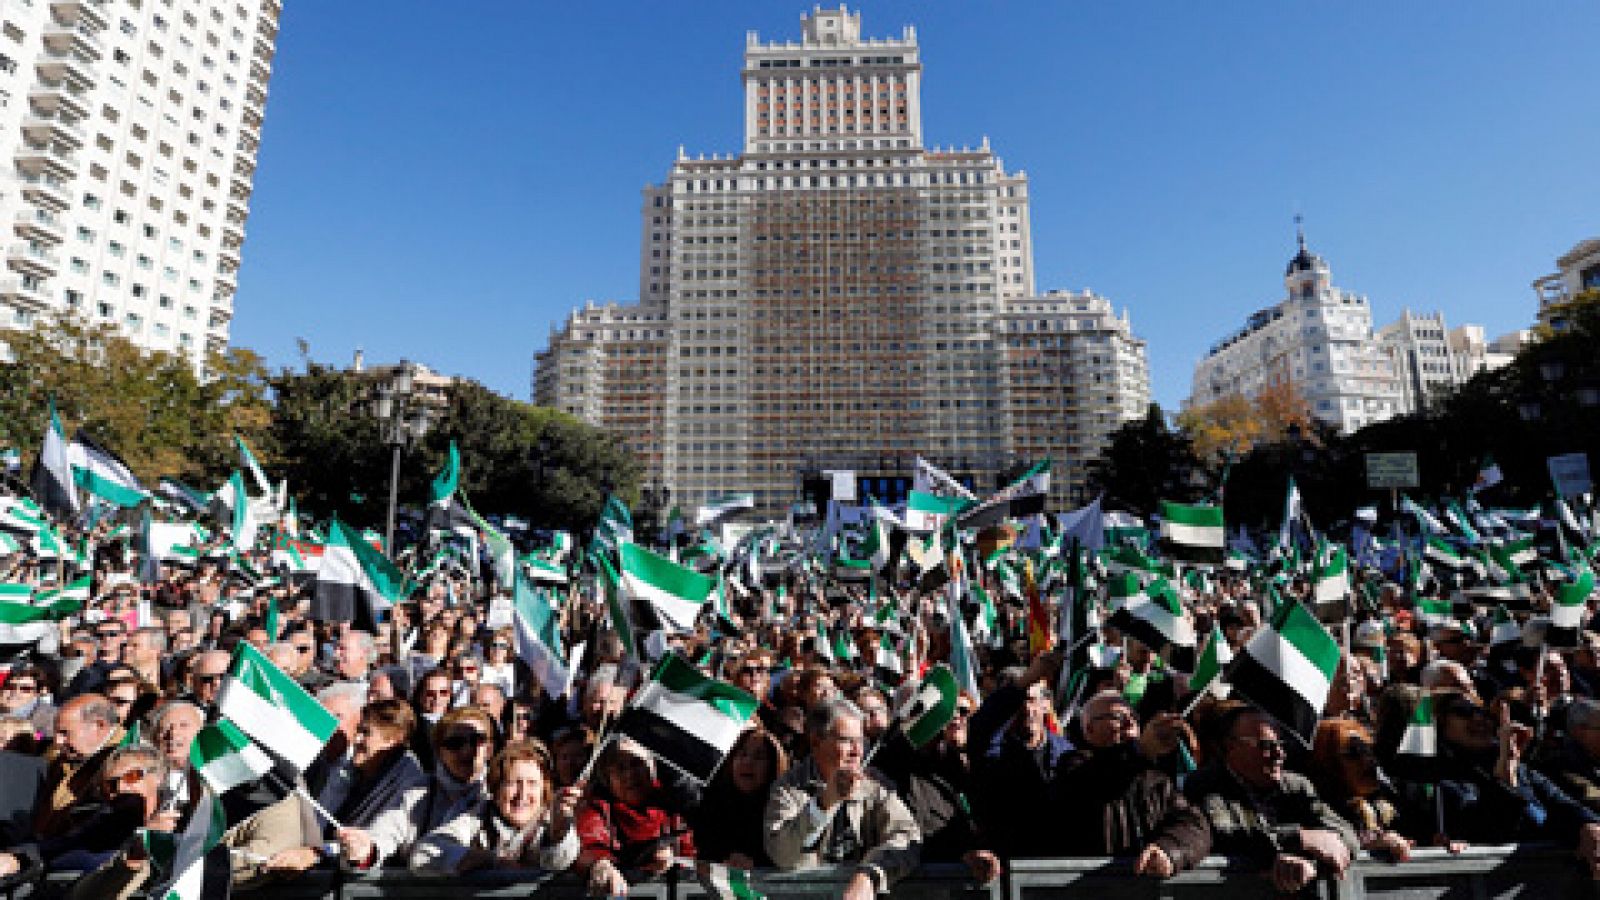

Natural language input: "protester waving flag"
[613,652,758,782]
[216,641,338,772]
[68,430,149,508]
[1224,597,1340,748]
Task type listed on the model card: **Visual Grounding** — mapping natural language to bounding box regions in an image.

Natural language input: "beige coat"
[763,757,921,892]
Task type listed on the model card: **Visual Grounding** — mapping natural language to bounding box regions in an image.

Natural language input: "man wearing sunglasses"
[1184,706,1358,894]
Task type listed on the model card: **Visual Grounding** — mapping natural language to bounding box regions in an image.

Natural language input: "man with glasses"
[765,697,921,900]
[1184,706,1357,894]
[62,621,127,700]
[1044,691,1211,876]
[730,649,782,733]
[187,649,231,714]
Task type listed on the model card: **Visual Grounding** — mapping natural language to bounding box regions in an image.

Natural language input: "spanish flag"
[1025,558,1053,656]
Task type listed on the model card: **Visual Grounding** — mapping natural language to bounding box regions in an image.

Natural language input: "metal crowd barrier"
[7,848,1599,898]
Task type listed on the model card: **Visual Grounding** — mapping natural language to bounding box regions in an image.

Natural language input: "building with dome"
[1188,230,1402,433]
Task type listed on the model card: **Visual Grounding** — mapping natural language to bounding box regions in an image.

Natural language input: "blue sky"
[235,1,1600,411]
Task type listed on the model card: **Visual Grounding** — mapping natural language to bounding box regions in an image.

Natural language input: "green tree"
[0,319,271,485]
[1085,404,1204,515]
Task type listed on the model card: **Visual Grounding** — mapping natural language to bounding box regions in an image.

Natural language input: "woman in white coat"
[410,740,583,875]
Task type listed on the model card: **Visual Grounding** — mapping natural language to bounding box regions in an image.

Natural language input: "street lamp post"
[374,360,431,555]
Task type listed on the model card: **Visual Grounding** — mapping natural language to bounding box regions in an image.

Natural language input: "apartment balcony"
[35,48,96,91]
[29,79,89,119]
[50,0,109,31]
[214,268,237,291]
[245,85,267,112]
[218,243,241,269]
[42,21,102,61]
[14,210,64,245]
[18,173,70,211]
[226,196,250,220]
[0,276,53,313]
[21,110,86,149]
[15,140,79,181]
[260,0,282,22]
[8,243,61,278]
[250,56,271,86]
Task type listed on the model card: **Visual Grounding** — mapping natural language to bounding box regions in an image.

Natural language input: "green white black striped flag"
[1189,623,1233,699]
[696,492,754,527]
[191,718,274,795]
[512,569,571,701]
[1224,598,1340,747]
[0,594,79,648]
[1549,569,1595,648]
[215,641,337,772]
[1396,695,1437,759]
[1159,501,1226,563]
[619,541,712,636]
[234,433,272,498]
[144,787,229,900]
[68,430,149,509]
[700,861,765,900]
[1106,575,1194,651]
[614,652,757,782]
[311,518,403,629]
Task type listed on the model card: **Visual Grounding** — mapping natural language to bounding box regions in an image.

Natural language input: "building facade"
[1376,312,1520,415]
[1532,237,1600,333]
[1189,233,1400,433]
[535,7,1150,518]
[0,0,279,369]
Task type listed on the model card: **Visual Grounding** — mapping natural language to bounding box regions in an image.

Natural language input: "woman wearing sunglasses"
[410,740,582,875]
[338,706,498,869]
[1395,690,1600,873]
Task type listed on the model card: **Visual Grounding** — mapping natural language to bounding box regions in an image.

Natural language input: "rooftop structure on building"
[1531,237,1600,332]
[535,7,1151,518]
[0,0,279,371]
[1191,229,1399,433]
[1192,229,1515,430]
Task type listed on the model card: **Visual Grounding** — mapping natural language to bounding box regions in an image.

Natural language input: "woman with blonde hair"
[410,739,582,875]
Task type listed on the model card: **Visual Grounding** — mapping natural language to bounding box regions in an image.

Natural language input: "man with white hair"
[304,681,367,818]
[765,697,921,900]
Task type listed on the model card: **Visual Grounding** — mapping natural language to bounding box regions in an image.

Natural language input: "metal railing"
[5,846,1598,899]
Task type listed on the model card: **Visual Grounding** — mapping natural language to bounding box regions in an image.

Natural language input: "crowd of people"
[0,488,1598,899]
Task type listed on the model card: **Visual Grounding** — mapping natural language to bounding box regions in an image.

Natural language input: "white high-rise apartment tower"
[0,0,279,369]
[538,7,1151,517]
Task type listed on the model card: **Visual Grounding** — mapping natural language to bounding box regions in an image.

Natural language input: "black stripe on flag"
[309,580,382,632]
[1106,608,1171,653]
[1224,652,1321,749]
[613,706,724,783]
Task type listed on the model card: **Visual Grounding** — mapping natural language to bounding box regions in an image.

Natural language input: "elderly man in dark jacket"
[1185,706,1358,894]
[1053,690,1212,875]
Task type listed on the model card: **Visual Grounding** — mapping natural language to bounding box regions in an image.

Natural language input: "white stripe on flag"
[216,677,325,770]
[630,680,745,755]
[1164,521,1225,548]
[1244,626,1333,709]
